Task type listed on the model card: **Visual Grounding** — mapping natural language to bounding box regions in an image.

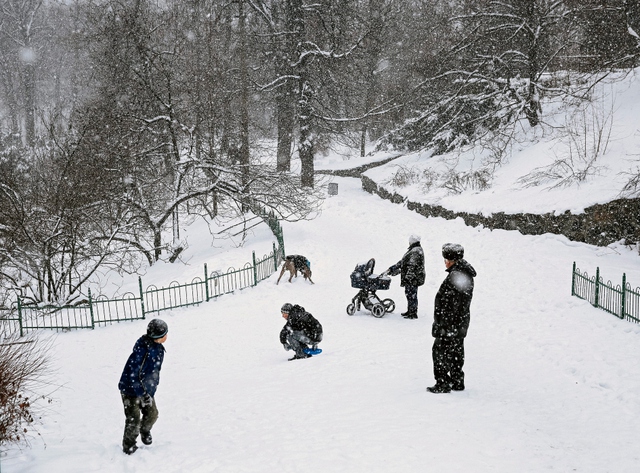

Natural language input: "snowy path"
[4,176,640,472]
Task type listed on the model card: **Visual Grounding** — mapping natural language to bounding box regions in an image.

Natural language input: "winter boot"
[288,353,311,361]
[123,444,138,455]
[426,384,451,394]
[141,431,153,445]
[403,312,418,319]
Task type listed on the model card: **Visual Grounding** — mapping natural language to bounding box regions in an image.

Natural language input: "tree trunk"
[525,1,540,128]
[288,0,314,187]
[24,62,36,146]
[299,79,314,188]
[276,85,294,171]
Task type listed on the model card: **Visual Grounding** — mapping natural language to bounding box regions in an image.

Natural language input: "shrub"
[0,330,51,446]
[385,165,421,187]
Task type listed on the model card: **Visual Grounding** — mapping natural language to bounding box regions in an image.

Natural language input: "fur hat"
[409,235,421,245]
[147,318,168,339]
[442,243,464,261]
[281,303,293,314]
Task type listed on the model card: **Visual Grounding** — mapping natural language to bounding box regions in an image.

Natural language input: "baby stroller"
[346,258,395,318]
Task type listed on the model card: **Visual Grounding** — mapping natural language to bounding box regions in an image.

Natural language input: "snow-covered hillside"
[361,69,640,216]
[3,171,640,472]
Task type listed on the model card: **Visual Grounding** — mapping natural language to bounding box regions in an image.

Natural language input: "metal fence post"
[273,242,278,272]
[594,267,600,308]
[17,296,23,337]
[138,277,146,319]
[252,251,257,286]
[621,273,627,320]
[88,288,95,329]
[204,263,210,302]
[571,262,576,296]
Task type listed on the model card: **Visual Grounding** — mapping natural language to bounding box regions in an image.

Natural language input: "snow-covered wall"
[362,175,640,248]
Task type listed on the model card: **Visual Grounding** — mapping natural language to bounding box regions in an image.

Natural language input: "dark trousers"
[432,337,465,388]
[121,394,159,449]
[405,285,418,314]
[285,330,322,356]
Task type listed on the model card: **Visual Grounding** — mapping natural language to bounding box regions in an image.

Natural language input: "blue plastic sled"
[303,347,323,355]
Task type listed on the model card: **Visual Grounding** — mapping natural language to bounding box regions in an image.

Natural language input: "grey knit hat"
[281,303,293,314]
[147,318,168,339]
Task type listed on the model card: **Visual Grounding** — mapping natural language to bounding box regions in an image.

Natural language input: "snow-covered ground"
[3,172,640,472]
[365,69,640,216]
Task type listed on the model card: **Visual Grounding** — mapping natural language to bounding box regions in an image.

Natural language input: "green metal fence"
[11,243,285,336]
[571,262,640,324]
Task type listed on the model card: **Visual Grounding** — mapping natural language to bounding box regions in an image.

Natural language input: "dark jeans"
[405,285,418,314]
[432,337,465,388]
[121,394,159,449]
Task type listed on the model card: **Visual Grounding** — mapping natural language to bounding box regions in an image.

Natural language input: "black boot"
[288,353,311,361]
[123,444,138,455]
[403,312,418,319]
[141,431,153,445]
[427,384,451,394]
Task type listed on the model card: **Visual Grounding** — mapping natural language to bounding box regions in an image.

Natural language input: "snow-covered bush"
[384,165,422,187]
[518,97,613,189]
[442,168,492,194]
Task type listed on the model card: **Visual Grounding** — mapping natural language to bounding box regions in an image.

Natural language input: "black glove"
[141,394,153,407]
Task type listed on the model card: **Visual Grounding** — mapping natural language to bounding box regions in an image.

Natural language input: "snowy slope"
[365,69,640,216]
[3,176,640,473]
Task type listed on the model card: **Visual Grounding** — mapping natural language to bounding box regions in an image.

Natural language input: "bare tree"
[573,0,640,70]
[0,132,140,304]
[0,0,45,146]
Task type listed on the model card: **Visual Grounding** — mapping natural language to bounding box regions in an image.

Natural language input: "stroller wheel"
[346,303,356,316]
[371,303,385,318]
[382,298,395,313]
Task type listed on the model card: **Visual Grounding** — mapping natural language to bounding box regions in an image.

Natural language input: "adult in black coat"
[427,243,476,394]
[387,235,425,319]
[279,303,323,361]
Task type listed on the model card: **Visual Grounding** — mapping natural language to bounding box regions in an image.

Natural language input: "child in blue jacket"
[118,319,168,454]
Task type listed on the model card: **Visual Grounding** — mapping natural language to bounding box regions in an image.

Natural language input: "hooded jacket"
[390,241,425,287]
[432,259,477,339]
[280,304,323,343]
[118,335,166,397]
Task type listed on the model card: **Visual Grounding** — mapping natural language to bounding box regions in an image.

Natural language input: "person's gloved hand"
[141,394,153,407]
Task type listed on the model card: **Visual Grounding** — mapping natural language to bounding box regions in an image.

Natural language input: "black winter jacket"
[280,305,323,343]
[432,259,476,339]
[390,242,425,287]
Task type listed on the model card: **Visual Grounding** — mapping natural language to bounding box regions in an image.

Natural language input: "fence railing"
[571,262,640,324]
[9,240,285,336]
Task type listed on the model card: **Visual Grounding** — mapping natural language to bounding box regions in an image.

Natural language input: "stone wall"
[361,175,640,247]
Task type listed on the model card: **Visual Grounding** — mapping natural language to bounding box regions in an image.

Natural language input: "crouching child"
[279,303,323,361]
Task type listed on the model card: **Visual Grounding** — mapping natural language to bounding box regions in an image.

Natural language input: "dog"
[277,255,314,285]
